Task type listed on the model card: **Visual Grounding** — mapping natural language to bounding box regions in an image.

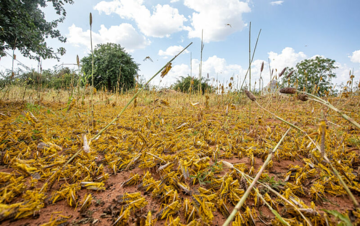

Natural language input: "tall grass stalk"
[116,66,121,103]
[190,52,192,79]
[239,29,262,91]
[249,22,251,92]
[90,12,94,130]
[268,58,272,92]
[199,29,204,96]
[190,52,192,99]
[76,55,81,98]
[248,22,251,127]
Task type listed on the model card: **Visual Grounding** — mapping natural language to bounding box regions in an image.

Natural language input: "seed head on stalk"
[280,87,296,94]
[245,90,256,101]
[279,67,286,77]
[287,70,294,78]
[76,55,80,67]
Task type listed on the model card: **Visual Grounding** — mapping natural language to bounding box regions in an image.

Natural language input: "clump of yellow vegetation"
[0,79,360,225]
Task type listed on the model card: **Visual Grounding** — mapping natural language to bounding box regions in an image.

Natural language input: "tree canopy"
[81,43,139,91]
[0,0,74,61]
[281,56,337,96]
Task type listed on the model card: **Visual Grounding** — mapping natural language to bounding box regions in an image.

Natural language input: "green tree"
[281,56,337,96]
[81,43,139,91]
[173,76,212,94]
[0,0,74,60]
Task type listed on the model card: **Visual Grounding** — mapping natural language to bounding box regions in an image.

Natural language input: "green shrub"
[173,76,213,94]
[81,43,139,92]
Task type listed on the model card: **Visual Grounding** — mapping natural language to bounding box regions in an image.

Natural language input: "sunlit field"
[1,83,360,225]
[1,1,360,225]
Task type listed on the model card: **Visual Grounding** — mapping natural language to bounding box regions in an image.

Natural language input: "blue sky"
[1,0,360,88]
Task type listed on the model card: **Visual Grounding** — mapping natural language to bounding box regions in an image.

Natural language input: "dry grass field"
[0,86,360,226]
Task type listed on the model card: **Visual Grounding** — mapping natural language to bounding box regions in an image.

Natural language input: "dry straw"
[222,160,313,226]
[244,90,323,157]
[222,162,292,226]
[282,87,360,130]
[76,44,190,155]
[280,87,360,207]
[39,43,193,194]
[223,128,291,226]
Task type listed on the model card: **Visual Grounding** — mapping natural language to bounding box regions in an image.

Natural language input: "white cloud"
[310,54,325,59]
[349,50,360,63]
[270,1,284,5]
[94,0,187,38]
[183,0,251,42]
[158,45,189,57]
[268,47,306,73]
[334,62,349,85]
[161,55,246,89]
[67,23,150,52]
[170,0,179,2]
[333,62,360,86]
[165,63,190,84]
[165,56,275,91]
